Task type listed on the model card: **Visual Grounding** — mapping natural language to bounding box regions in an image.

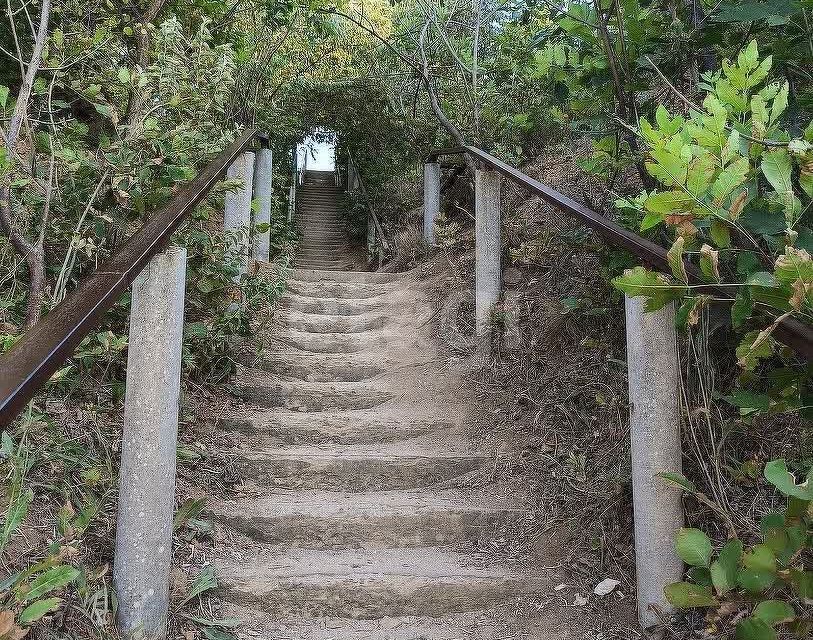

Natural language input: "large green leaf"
[736,617,777,640]
[611,266,686,311]
[711,157,750,204]
[753,600,795,626]
[676,528,713,567]
[763,460,813,500]
[644,190,698,215]
[761,150,796,220]
[710,539,742,596]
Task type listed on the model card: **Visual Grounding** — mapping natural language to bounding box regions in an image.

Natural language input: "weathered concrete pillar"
[114,246,187,640]
[474,168,501,345]
[624,296,684,629]
[225,151,255,283]
[423,162,441,244]
[253,146,273,263]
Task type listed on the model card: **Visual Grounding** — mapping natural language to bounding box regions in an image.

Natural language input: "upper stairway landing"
[294,170,353,271]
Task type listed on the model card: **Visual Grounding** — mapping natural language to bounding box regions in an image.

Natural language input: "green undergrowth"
[0,191,295,638]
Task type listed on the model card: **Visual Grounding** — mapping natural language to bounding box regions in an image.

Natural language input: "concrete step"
[296,253,350,262]
[294,261,354,271]
[233,442,486,491]
[218,408,450,446]
[280,293,384,316]
[219,608,550,640]
[298,229,346,234]
[211,488,528,549]
[218,548,545,619]
[233,374,392,411]
[272,310,390,334]
[298,234,347,241]
[262,327,394,353]
[296,244,349,251]
[297,234,346,240]
[238,354,381,381]
[290,268,402,284]
[286,281,391,300]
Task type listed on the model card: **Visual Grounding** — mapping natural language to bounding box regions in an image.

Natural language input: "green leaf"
[710,219,731,248]
[723,389,771,415]
[753,600,795,626]
[118,67,131,84]
[664,582,718,608]
[644,190,697,215]
[769,83,789,125]
[18,566,79,602]
[763,460,813,500]
[687,566,713,587]
[711,157,750,204]
[699,244,720,282]
[676,528,713,567]
[174,498,207,531]
[732,290,753,328]
[711,539,742,596]
[736,617,777,640]
[94,103,111,117]
[611,266,685,311]
[19,597,62,624]
[761,150,795,217]
[0,85,9,108]
[789,569,813,599]
[739,568,776,593]
[744,545,777,573]
[667,236,688,282]
[178,566,218,607]
[774,247,813,288]
[656,472,697,493]
[739,39,759,71]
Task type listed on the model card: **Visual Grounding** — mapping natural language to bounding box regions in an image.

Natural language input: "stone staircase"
[294,170,353,271]
[208,174,570,638]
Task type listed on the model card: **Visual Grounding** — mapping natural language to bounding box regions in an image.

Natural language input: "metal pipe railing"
[427,145,813,361]
[346,152,390,258]
[0,129,262,427]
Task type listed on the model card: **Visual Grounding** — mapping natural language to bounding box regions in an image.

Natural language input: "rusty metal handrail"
[0,129,260,427]
[428,145,813,361]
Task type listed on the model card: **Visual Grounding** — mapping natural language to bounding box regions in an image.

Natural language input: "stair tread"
[211,487,518,519]
[236,442,487,462]
[219,603,555,640]
[220,547,541,582]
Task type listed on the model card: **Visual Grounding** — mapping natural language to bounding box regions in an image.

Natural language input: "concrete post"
[224,151,255,283]
[423,162,441,244]
[624,296,684,629]
[474,168,501,346]
[114,246,187,640]
[253,146,273,263]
